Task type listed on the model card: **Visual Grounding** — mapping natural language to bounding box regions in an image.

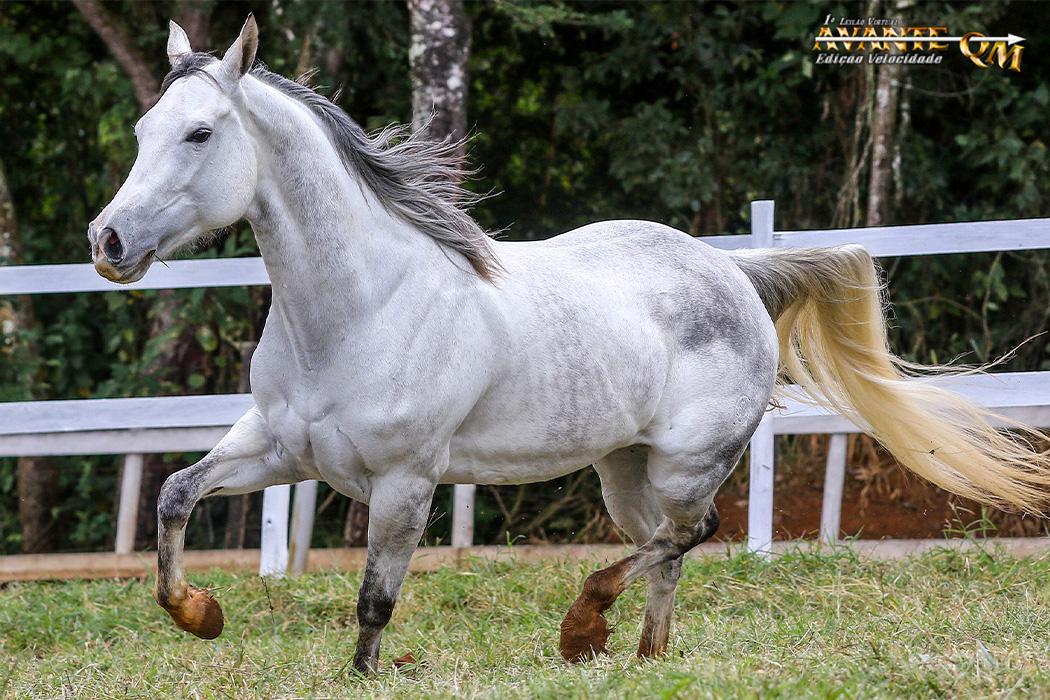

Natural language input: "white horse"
[88,17,1050,674]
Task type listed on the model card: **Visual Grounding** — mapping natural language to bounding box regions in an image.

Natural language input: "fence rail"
[2,201,1049,575]
[7,538,1050,583]
[0,257,270,294]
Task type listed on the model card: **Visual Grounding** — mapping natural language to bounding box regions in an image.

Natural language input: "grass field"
[2,546,1049,698]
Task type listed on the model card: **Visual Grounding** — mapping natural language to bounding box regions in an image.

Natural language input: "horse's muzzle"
[93,258,126,283]
[92,248,154,284]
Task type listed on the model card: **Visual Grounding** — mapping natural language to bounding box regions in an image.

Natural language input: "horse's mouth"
[93,251,156,284]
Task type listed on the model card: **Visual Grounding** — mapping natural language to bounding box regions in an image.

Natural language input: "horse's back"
[492,220,771,348]
[496,219,746,291]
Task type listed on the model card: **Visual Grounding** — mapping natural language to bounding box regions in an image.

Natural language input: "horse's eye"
[186,128,212,144]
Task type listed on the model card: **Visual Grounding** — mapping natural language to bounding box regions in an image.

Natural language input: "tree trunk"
[892,74,910,211]
[173,0,211,50]
[1,159,59,553]
[408,0,471,144]
[865,60,900,227]
[71,0,159,108]
[132,301,191,550]
[15,457,59,552]
[343,500,370,548]
[400,0,472,548]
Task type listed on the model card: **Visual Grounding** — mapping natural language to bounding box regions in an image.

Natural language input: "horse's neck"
[241,77,443,355]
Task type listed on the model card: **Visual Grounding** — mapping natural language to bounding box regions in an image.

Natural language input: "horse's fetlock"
[357,591,395,630]
[352,651,379,677]
[155,580,186,610]
[582,569,622,606]
[155,588,173,609]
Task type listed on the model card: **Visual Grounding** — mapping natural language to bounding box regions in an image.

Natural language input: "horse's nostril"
[102,228,124,262]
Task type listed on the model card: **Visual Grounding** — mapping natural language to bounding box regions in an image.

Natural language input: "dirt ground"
[714,472,960,541]
[713,435,1049,541]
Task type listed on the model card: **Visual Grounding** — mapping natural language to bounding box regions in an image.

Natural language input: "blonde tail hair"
[731,245,1050,514]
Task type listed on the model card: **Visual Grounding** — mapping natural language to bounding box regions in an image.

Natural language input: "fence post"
[451,484,476,547]
[747,200,776,558]
[820,434,848,544]
[114,453,143,554]
[259,485,290,577]
[288,480,318,575]
[747,417,775,557]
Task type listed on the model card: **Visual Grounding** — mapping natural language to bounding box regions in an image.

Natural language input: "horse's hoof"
[559,562,632,662]
[351,654,379,677]
[160,585,225,639]
[559,605,611,662]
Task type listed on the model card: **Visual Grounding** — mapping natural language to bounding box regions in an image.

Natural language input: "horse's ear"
[219,14,258,83]
[167,20,192,67]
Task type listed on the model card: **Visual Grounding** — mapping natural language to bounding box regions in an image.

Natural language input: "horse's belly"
[444,396,648,485]
[443,439,625,485]
[438,300,668,484]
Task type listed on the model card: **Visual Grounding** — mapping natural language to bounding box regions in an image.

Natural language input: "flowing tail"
[730,245,1050,514]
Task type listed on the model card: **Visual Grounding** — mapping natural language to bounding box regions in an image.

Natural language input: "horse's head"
[88,17,260,283]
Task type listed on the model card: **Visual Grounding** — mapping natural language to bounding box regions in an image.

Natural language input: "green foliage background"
[0,1,1047,552]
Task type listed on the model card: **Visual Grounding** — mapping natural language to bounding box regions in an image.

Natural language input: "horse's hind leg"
[637,553,685,658]
[155,407,299,638]
[584,448,691,660]
[566,448,658,660]
[560,445,733,663]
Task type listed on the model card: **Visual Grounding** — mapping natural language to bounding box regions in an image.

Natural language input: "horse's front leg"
[352,471,437,675]
[155,407,299,638]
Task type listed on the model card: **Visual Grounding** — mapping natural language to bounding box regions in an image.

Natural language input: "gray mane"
[162,53,500,280]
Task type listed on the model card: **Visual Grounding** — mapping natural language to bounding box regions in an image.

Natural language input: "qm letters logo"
[812,15,1025,72]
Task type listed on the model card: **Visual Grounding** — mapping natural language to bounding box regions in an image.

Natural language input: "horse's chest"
[257,385,375,501]
[249,333,441,481]
[249,335,355,462]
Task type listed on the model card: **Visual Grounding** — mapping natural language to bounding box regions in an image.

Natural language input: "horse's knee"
[157,468,201,530]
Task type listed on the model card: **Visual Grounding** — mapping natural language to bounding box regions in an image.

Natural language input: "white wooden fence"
[2,200,1049,573]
